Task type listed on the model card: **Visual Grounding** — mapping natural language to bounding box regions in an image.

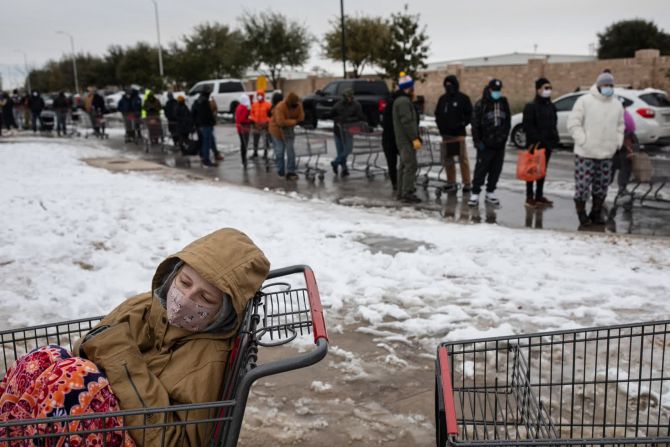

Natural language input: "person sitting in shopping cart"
[330,88,366,178]
[0,228,270,447]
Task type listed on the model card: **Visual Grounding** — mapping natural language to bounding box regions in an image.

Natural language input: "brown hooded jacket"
[75,228,270,446]
[268,92,304,140]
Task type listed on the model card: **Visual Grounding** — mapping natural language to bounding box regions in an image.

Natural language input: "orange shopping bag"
[516,144,547,182]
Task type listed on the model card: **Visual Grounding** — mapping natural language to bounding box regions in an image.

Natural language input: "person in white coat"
[567,71,624,226]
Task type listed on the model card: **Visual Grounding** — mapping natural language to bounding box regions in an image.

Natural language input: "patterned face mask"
[166,285,220,332]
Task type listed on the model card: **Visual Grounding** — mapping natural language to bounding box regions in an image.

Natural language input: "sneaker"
[442,183,458,192]
[485,192,500,205]
[525,197,537,208]
[330,161,338,175]
[401,194,422,204]
[468,194,479,207]
[250,152,258,159]
[341,169,350,178]
[535,196,553,207]
[461,184,472,193]
[277,170,285,177]
[215,154,224,161]
[202,160,218,168]
[286,173,299,181]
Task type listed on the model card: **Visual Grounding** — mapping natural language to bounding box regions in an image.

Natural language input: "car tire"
[511,124,526,149]
[229,101,239,114]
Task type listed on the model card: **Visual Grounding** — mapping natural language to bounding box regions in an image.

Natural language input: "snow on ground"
[1,139,669,352]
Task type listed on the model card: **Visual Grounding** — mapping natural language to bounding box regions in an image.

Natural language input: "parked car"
[185,79,248,115]
[509,88,670,148]
[105,91,124,112]
[301,79,390,128]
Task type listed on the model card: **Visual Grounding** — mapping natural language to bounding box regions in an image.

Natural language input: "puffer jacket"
[471,88,511,149]
[75,228,271,447]
[567,84,624,160]
[269,93,304,140]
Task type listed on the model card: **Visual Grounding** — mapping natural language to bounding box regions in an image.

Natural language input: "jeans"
[199,126,214,164]
[272,135,296,175]
[31,111,42,132]
[333,132,353,169]
[472,144,505,194]
[56,111,67,135]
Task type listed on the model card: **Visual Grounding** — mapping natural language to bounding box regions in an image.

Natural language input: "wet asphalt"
[97,118,670,238]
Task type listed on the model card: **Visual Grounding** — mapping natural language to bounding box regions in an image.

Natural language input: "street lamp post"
[57,31,79,94]
[13,50,31,92]
[340,0,347,79]
[150,0,164,78]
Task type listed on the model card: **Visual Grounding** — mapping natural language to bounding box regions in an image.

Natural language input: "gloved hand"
[412,138,422,150]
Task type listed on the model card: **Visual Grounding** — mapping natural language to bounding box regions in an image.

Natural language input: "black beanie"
[535,78,550,90]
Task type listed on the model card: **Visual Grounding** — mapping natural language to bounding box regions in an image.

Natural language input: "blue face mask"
[600,86,614,97]
[491,91,502,101]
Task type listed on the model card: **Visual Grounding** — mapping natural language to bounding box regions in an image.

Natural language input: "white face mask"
[600,86,614,97]
[540,89,552,98]
[166,285,219,332]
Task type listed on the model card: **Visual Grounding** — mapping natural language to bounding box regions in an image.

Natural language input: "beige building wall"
[246,50,670,115]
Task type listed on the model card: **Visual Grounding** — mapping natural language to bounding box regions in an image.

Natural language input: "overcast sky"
[1,0,668,89]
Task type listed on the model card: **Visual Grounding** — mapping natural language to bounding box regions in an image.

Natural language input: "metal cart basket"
[436,320,670,446]
[0,265,328,447]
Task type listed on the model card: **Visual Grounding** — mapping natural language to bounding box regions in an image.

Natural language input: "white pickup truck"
[185,79,251,115]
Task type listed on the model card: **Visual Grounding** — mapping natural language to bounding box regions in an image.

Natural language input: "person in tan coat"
[74,228,270,446]
[269,92,304,180]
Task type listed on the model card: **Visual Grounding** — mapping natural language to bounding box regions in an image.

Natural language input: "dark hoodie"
[522,95,559,149]
[434,75,472,136]
[471,87,511,149]
[191,91,216,127]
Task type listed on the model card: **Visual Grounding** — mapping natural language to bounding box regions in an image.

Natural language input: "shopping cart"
[0,264,328,447]
[435,320,670,447]
[345,122,387,179]
[123,113,142,144]
[83,111,108,140]
[142,116,165,152]
[293,127,327,182]
[418,127,449,198]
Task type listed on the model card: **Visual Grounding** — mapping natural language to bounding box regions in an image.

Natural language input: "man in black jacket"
[434,75,473,193]
[331,88,366,177]
[381,90,401,191]
[522,77,559,208]
[469,79,511,207]
[28,91,45,132]
[191,87,217,167]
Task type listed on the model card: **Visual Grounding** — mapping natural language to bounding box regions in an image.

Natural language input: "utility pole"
[57,31,79,94]
[14,50,31,92]
[340,0,347,79]
[150,0,164,79]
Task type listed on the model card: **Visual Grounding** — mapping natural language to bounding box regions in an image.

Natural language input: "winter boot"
[574,199,590,227]
[589,197,606,225]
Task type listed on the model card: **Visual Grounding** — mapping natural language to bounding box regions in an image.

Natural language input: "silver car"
[509,88,670,148]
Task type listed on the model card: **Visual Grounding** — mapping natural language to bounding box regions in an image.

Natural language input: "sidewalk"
[101,122,670,238]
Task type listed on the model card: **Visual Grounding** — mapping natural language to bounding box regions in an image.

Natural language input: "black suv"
[302,79,390,128]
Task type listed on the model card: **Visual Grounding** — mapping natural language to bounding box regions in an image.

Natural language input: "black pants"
[239,133,249,165]
[252,132,269,152]
[382,138,398,189]
[526,148,552,198]
[472,145,505,194]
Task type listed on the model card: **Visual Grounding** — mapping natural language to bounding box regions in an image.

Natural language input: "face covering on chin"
[166,285,220,332]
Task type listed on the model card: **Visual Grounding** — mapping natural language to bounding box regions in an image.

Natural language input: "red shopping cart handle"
[438,346,459,436]
[266,265,328,343]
